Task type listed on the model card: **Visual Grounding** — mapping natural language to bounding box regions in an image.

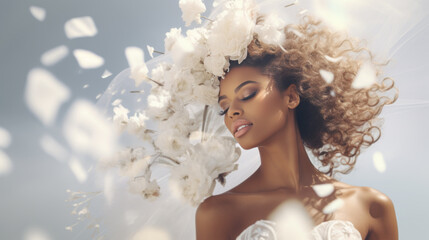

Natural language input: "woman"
[196,17,398,239]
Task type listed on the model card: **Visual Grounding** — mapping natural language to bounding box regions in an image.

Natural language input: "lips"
[232,119,253,138]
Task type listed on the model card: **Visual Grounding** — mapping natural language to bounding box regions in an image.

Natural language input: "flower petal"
[73,49,104,69]
[64,16,98,39]
[373,151,386,173]
[0,150,12,176]
[29,6,46,21]
[41,45,69,66]
[0,127,11,148]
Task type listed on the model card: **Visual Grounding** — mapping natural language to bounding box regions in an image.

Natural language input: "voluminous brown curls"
[230,16,398,176]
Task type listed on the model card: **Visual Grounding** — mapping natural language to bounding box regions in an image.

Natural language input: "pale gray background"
[1,0,428,239]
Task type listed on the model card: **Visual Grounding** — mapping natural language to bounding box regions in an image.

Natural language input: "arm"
[195,196,232,240]
[366,188,399,240]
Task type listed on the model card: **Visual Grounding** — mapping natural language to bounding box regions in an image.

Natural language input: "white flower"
[146,88,174,121]
[129,176,160,200]
[113,104,129,131]
[155,129,190,159]
[164,67,195,103]
[192,83,219,105]
[125,46,149,87]
[127,112,148,135]
[204,54,229,77]
[164,28,182,52]
[120,155,151,178]
[158,110,198,137]
[169,28,208,68]
[169,156,214,206]
[179,0,207,26]
[207,0,256,63]
[151,62,171,85]
[254,13,286,46]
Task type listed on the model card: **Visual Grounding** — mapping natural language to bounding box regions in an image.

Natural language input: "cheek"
[251,90,287,128]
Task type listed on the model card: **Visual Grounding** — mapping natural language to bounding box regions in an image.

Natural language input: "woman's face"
[218,66,296,149]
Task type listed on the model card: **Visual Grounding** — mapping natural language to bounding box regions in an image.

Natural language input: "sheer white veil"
[87,0,429,239]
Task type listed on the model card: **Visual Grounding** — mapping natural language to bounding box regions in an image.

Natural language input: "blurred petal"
[41,45,69,66]
[0,150,12,176]
[112,99,122,106]
[132,226,171,240]
[23,227,51,240]
[269,199,313,240]
[352,62,377,89]
[40,134,68,162]
[63,99,118,160]
[73,49,104,69]
[322,198,344,214]
[0,127,11,148]
[324,55,342,63]
[373,151,386,173]
[101,69,112,78]
[68,157,87,183]
[29,6,46,22]
[25,68,71,126]
[125,46,148,86]
[319,69,334,84]
[64,16,97,39]
[311,183,334,198]
[83,84,89,89]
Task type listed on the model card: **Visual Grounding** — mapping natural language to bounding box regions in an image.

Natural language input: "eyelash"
[218,91,257,116]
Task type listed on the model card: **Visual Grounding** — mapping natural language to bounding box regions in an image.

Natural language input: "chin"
[236,138,259,150]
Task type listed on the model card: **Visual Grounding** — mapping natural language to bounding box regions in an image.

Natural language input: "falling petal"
[373,151,386,173]
[324,55,343,63]
[83,84,89,89]
[0,150,12,176]
[23,227,52,240]
[41,45,69,66]
[101,69,112,78]
[125,46,148,86]
[95,93,102,100]
[352,62,377,89]
[147,45,155,58]
[299,9,308,15]
[311,183,334,198]
[64,16,97,39]
[68,157,87,183]
[63,99,118,160]
[40,134,68,162]
[322,198,344,214]
[132,227,171,240]
[319,69,334,84]
[269,199,313,240]
[120,89,126,95]
[112,99,122,106]
[289,29,303,38]
[29,6,46,21]
[330,90,336,97]
[25,68,71,126]
[0,127,11,148]
[73,49,104,69]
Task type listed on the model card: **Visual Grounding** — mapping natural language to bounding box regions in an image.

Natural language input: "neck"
[256,113,322,193]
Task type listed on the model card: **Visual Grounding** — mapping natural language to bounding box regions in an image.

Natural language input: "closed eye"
[218,91,257,116]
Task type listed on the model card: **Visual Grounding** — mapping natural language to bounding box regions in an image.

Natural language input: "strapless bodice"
[236,219,362,240]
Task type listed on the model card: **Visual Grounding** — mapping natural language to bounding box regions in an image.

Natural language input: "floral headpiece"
[104,0,292,206]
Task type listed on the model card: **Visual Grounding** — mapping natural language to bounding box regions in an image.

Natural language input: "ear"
[283,84,300,109]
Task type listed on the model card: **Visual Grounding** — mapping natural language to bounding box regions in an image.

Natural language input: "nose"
[228,102,243,119]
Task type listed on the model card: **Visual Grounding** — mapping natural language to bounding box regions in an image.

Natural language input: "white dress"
[237,219,362,240]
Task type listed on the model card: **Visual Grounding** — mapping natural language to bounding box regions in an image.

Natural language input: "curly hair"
[228,16,398,177]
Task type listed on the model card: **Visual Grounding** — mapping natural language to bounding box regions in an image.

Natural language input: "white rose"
[155,129,190,159]
[113,104,129,131]
[204,54,229,77]
[164,28,182,52]
[128,176,160,200]
[254,13,286,46]
[192,84,219,106]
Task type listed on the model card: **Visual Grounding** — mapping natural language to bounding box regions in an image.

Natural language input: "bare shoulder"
[341,184,399,240]
[195,194,238,240]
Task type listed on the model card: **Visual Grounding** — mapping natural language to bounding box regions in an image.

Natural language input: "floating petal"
[352,62,377,89]
[373,151,386,173]
[41,45,69,66]
[101,69,112,78]
[25,68,71,126]
[269,199,313,240]
[147,45,155,58]
[132,227,171,240]
[29,6,46,21]
[83,84,89,89]
[322,198,344,214]
[23,227,52,240]
[0,150,12,176]
[95,93,102,100]
[0,127,11,148]
[64,16,97,39]
[68,157,87,183]
[40,135,68,162]
[319,69,334,84]
[63,99,118,160]
[324,55,343,63]
[311,183,334,198]
[73,49,104,69]
[112,99,122,106]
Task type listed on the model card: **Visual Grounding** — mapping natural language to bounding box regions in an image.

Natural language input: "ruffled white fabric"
[237,219,362,240]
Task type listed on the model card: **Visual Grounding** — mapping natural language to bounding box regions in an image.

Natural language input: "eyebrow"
[218,80,258,103]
